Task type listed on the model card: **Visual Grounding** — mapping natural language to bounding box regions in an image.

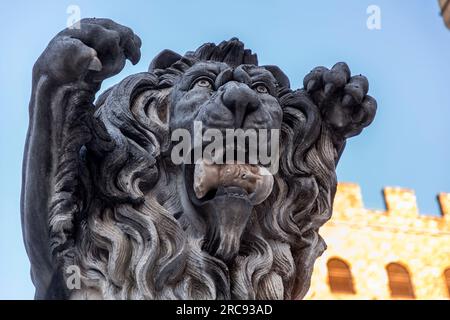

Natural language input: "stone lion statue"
[21,19,376,299]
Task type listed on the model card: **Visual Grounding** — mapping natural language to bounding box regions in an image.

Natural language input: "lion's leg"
[22,18,141,299]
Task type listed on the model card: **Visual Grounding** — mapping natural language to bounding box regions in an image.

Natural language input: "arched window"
[386,263,415,299]
[444,268,450,298]
[327,258,355,294]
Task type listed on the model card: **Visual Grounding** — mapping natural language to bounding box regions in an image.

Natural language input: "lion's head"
[58,39,338,300]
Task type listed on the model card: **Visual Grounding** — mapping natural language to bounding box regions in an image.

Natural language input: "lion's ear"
[148,49,182,72]
[262,65,291,89]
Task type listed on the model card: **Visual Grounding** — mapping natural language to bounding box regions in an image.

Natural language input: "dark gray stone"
[21,18,376,300]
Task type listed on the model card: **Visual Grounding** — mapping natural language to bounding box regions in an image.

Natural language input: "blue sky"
[1,0,449,299]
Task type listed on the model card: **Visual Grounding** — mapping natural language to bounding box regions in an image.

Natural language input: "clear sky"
[1,0,449,299]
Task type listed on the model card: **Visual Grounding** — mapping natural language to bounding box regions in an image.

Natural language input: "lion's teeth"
[193,161,204,198]
[193,161,274,204]
[248,167,274,205]
[193,160,217,199]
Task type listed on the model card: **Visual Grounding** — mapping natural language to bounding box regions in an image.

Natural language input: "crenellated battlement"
[383,187,419,217]
[332,183,450,232]
[308,183,450,300]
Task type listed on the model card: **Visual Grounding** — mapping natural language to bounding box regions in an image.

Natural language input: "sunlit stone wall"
[305,183,450,300]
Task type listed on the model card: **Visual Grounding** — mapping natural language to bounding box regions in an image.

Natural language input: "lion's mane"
[49,40,338,299]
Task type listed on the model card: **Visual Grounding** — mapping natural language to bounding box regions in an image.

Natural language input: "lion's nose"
[222,82,259,128]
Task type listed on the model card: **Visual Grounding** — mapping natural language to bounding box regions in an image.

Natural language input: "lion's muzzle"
[183,159,274,262]
[193,161,274,205]
[221,81,260,128]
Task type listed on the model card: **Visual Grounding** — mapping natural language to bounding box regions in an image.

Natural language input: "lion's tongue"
[193,160,274,205]
[192,162,274,262]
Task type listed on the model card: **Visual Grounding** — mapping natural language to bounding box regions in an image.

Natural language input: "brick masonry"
[305,183,450,300]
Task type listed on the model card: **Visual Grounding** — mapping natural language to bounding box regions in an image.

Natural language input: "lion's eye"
[254,84,269,94]
[192,78,213,89]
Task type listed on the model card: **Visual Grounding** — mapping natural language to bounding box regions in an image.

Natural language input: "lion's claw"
[322,62,350,97]
[37,18,141,85]
[343,75,368,105]
[87,56,103,72]
[304,66,327,93]
[303,62,376,138]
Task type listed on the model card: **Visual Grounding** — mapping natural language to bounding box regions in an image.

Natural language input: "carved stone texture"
[21,18,376,300]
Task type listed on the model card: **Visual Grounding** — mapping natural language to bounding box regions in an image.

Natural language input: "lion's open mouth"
[192,160,274,205]
[182,153,275,262]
